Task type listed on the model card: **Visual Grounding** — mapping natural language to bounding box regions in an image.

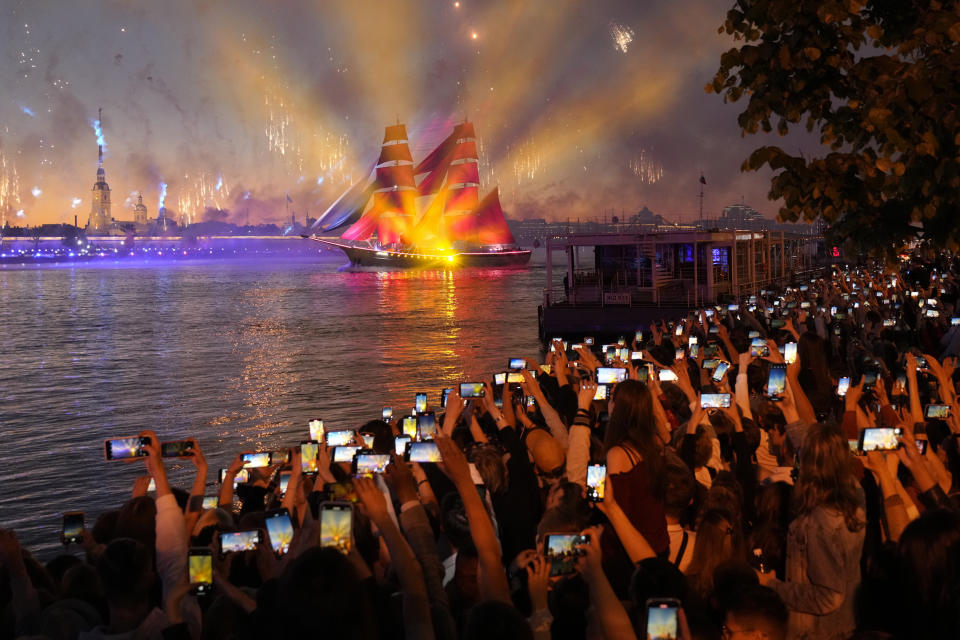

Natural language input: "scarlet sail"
[315,121,523,258]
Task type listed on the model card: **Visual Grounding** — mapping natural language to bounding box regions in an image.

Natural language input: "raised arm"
[183,438,209,534]
[522,369,569,449]
[435,436,512,604]
[576,527,637,640]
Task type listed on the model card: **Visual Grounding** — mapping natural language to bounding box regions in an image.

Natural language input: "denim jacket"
[771,504,865,640]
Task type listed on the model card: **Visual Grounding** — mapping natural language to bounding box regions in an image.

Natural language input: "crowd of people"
[3,252,960,640]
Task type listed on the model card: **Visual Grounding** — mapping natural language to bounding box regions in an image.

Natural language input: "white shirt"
[667,523,696,573]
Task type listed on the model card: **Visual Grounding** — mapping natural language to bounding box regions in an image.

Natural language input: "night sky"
[0,0,812,227]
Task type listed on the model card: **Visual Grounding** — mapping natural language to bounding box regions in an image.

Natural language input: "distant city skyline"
[0,0,815,228]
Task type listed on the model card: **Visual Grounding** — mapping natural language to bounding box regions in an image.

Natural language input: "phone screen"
[360,433,375,448]
[401,416,417,439]
[265,510,294,555]
[784,342,798,364]
[508,358,525,370]
[381,407,392,421]
[837,377,850,396]
[925,404,951,420]
[645,599,680,640]
[201,496,218,510]
[332,446,361,464]
[320,503,353,554]
[417,413,437,440]
[460,382,485,398]
[750,338,770,358]
[279,471,291,496]
[394,435,412,456]
[767,364,787,399]
[596,367,627,384]
[440,388,453,408]
[711,361,730,382]
[301,441,319,473]
[219,530,261,553]
[325,430,354,447]
[104,436,149,461]
[544,534,587,576]
[659,369,678,382]
[586,464,606,502]
[701,393,731,409]
[220,468,249,486]
[61,512,84,544]
[308,419,324,441]
[494,372,507,386]
[161,440,195,458]
[593,384,608,401]
[354,453,391,476]
[860,427,903,452]
[188,548,213,595]
[242,452,271,468]
[406,441,442,463]
[415,393,428,414]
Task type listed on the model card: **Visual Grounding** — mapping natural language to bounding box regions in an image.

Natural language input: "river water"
[0,253,549,557]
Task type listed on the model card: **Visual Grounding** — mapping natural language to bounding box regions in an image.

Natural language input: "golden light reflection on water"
[229,284,302,449]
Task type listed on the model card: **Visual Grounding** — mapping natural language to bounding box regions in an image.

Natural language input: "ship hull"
[307,237,531,268]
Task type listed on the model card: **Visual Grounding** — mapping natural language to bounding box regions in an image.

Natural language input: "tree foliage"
[708,0,960,255]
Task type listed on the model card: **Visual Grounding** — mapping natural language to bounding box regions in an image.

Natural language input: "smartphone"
[750,338,770,358]
[104,436,150,461]
[882,319,896,328]
[926,309,940,318]
[659,369,678,382]
[325,430,354,447]
[596,367,627,384]
[766,364,787,400]
[415,392,428,414]
[61,512,84,545]
[218,529,262,553]
[506,372,525,384]
[394,434,412,456]
[279,471,291,497]
[584,337,595,346]
[332,445,361,464]
[586,464,606,502]
[593,384,609,401]
[320,502,353,554]
[690,343,700,359]
[406,441,442,463]
[417,413,437,440]
[309,419,324,441]
[784,342,798,365]
[711,361,731,382]
[675,348,684,361]
[916,439,929,455]
[242,452,271,468]
[544,533,588,576]
[862,370,878,390]
[494,372,507,386]
[460,382,485,398]
[401,416,418,439]
[540,365,552,374]
[701,393,732,409]
[859,427,903,452]
[525,394,536,409]
[160,440,195,458]
[702,358,720,370]
[201,496,218,510]
[645,598,680,640]
[508,358,526,371]
[323,481,359,504]
[301,441,320,474]
[675,324,684,336]
[925,404,951,420]
[952,317,960,326]
[270,450,291,466]
[837,376,851,397]
[265,508,294,555]
[188,547,213,595]
[219,468,249,486]
[353,452,391,476]
[360,433,375,448]
[440,388,453,408]
[381,408,392,422]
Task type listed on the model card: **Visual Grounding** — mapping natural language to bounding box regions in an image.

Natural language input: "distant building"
[133,193,148,226]
[86,145,112,234]
[720,203,764,225]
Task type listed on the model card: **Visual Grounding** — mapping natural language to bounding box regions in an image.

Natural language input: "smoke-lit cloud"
[0,0,816,226]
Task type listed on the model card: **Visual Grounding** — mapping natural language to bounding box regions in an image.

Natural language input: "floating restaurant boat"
[305,122,531,268]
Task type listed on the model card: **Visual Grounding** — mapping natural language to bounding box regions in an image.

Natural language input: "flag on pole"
[286,193,293,203]
[699,174,706,185]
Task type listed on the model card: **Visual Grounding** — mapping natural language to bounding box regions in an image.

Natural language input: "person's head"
[754,482,793,530]
[628,557,688,615]
[526,429,566,478]
[896,508,960,636]
[272,547,375,640]
[702,481,742,527]
[722,586,788,640]
[96,538,155,612]
[794,423,864,532]
[359,419,393,455]
[440,492,473,551]
[452,544,480,605]
[693,425,713,469]
[462,600,533,640]
[685,509,742,597]
[544,481,590,522]
[114,497,157,551]
[663,455,695,523]
[469,446,507,495]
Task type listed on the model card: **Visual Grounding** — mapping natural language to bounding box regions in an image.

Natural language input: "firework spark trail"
[92,118,106,151]
[629,148,664,184]
[0,152,22,227]
[609,22,634,53]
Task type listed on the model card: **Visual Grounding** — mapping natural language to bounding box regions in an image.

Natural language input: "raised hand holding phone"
[139,431,171,498]
[525,555,551,611]
[354,475,389,525]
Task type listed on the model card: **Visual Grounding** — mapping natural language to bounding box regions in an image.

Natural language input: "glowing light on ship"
[609,22,634,53]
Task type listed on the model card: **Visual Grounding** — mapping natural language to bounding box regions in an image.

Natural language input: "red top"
[603,452,669,555]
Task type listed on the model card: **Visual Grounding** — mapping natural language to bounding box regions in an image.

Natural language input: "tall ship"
[305,122,531,268]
